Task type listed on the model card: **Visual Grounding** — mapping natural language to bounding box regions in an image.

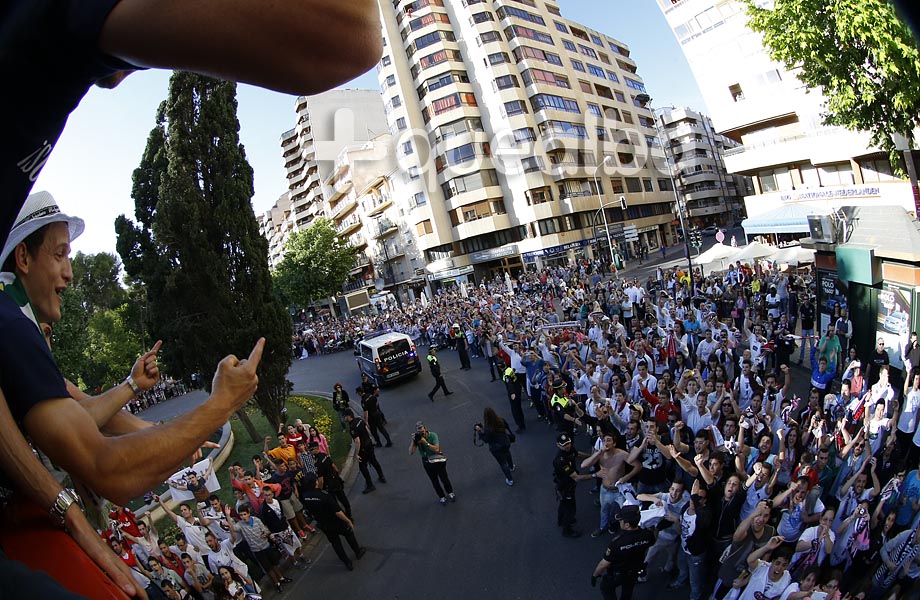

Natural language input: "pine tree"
[116,72,292,432]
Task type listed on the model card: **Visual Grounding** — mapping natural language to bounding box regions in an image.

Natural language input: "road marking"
[448,401,471,411]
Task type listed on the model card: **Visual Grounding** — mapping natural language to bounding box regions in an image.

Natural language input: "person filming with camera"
[409,421,456,507]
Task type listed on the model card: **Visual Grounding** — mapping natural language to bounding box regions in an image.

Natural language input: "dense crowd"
[100,419,344,599]
[298,257,918,600]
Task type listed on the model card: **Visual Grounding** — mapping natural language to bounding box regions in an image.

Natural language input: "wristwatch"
[124,375,141,395]
[50,488,83,528]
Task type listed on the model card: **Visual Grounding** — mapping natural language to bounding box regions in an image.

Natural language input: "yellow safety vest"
[427,354,437,364]
[550,393,569,408]
[503,367,516,383]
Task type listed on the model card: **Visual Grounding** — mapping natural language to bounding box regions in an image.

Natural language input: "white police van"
[354,331,422,386]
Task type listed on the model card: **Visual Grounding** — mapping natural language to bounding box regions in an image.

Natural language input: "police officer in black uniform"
[359,383,392,447]
[550,380,584,434]
[358,373,386,424]
[553,432,593,538]
[309,441,352,520]
[344,408,386,494]
[299,474,365,571]
[426,346,453,401]
[591,504,654,600]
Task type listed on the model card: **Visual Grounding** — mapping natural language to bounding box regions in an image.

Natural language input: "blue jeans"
[798,329,813,361]
[599,486,625,530]
[676,551,706,600]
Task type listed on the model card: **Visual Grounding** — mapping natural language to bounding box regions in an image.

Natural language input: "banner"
[876,284,910,371]
[167,458,219,502]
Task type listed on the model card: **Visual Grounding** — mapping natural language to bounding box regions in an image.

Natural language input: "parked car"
[702,225,722,236]
[883,311,910,335]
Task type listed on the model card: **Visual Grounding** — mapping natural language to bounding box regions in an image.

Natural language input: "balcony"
[336,215,362,236]
[373,219,399,239]
[330,197,357,220]
[347,233,367,248]
[365,195,393,217]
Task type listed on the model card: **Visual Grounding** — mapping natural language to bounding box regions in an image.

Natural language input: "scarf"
[0,272,39,330]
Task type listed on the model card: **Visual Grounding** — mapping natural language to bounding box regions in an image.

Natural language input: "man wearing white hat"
[0,192,265,597]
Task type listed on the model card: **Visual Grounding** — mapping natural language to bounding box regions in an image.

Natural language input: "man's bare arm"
[23,339,264,504]
[98,1,383,96]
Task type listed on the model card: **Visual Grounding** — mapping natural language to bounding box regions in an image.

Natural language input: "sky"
[35,0,705,257]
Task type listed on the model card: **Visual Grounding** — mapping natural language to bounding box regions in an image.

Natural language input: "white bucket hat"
[1,191,84,268]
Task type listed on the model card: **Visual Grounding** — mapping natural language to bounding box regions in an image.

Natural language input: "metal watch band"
[125,375,141,395]
[49,488,81,528]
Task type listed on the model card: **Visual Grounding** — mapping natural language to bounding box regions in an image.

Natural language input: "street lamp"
[593,155,616,268]
[636,93,695,295]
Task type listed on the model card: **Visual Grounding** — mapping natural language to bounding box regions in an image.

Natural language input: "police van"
[354,331,422,386]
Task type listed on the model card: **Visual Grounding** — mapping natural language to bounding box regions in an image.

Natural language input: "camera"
[412,432,424,444]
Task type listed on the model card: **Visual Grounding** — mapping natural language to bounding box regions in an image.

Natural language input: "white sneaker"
[506,478,514,486]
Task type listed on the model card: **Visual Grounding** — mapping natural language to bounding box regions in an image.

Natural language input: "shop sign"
[427,265,474,281]
[779,185,880,203]
[522,237,600,262]
[470,244,518,264]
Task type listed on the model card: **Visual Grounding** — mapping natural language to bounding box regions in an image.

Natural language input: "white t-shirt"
[790,525,836,568]
[898,389,920,434]
[739,560,792,600]
[202,538,249,579]
[175,516,211,553]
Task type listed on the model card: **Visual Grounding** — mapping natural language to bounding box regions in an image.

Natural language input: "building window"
[729,83,744,102]
[625,177,642,193]
[578,44,598,59]
[642,178,654,192]
[657,178,674,192]
[513,45,563,66]
[521,156,544,173]
[488,52,511,65]
[610,177,624,194]
[605,70,619,83]
[562,39,577,52]
[587,64,606,79]
[817,163,855,187]
[505,25,554,45]
[416,220,433,235]
[402,141,414,155]
[587,103,602,117]
[579,80,593,93]
[571,59,586,72]
[614,90,626,102]
[494,74,520,90]
[479,30,502,45]
[531,93,580,113]
[554,21,568,33]
[407,166,420,180]
[624,77,646,92]
[513,127,537,144]
[471,11,494,24]
[522,68,570,89]
[504,99,528,116]
[382,55,391,66]
[415,30,455,51]
[496,5,546,25]
[412,192,427,207]
[759,171,778,193]
[396,117,407,130]
[596,127,609,141]
[391,95,402,107]
[527,187,553,205]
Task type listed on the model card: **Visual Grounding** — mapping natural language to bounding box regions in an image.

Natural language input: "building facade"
[377,0,680,284]
[257,194,293,269]
[655,106,748,228]
[279,89,389,238]
[656,0,916,241]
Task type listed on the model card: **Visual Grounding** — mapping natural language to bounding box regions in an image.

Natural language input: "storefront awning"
[742,204,827,235]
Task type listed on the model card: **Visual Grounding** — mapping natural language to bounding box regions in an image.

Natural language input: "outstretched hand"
[212,338,266,411]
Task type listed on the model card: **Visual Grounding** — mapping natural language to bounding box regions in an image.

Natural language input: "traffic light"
[619,195,627,210]
[689,229,703,248]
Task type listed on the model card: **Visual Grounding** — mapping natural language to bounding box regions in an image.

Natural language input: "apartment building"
[655,106,748,228]
[324,134,427,304]
[378,0,679,283]
[257,193,293,269]
[279,89,389,239]
[656,0,915,240]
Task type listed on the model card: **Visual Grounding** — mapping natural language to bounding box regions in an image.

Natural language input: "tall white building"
[257,194,293,269]
[656,0,914,240]
[655,106,748,227]
[279,89,389,235]
[377,0,680,284]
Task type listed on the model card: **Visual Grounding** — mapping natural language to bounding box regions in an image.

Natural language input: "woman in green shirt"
[410,422,456,506]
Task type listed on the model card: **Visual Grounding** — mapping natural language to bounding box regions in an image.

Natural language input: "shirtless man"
[582,433,641,537]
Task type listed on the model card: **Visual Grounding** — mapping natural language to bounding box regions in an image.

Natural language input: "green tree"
[744,0,920,170]
[273,218,357,307]
[52,252,139,391]
[116,72,292,434]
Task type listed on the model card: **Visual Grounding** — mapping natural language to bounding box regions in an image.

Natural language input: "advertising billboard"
[876,283,911,371]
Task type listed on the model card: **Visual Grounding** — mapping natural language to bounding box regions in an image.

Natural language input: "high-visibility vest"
[427,354,437,364]
[550,393,569,408]
[503,367,516,383]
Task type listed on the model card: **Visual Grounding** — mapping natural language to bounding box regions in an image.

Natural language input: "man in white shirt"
[628,361,658,404]
[696,329,719,365]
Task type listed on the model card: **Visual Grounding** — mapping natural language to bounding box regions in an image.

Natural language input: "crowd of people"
[297,256,918,600]
[100,416,351,599]
[125,378,195,415]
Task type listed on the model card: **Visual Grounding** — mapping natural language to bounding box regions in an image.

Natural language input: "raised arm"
[99,1,383,96]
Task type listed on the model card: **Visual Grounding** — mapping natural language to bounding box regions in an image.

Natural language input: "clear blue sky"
[36,0,704,256]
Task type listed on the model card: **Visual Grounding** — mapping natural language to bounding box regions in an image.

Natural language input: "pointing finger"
[246,338,266,369]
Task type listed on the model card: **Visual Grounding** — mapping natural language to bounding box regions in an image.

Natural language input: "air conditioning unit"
[807,214,835,244]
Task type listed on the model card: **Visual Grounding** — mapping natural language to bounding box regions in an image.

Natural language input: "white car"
[883,311,910,335]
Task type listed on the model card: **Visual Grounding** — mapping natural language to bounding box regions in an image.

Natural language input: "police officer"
[591,504,654,600]
[309,441,352,520]
[502,360,526,433]
[553,432,593,538]
[550,380,584,434]
[360,383,392,447]
[426,346,453,401]
[453,323,472,370]
[299,474,366,571]
[343,409,386,494]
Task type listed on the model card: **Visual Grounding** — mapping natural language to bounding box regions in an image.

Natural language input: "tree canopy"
[116,72,292,429]
[273,217,358,307]
[744,0,920,169]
